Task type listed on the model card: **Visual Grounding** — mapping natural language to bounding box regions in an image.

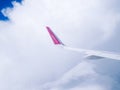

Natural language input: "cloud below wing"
[40,61,113,90]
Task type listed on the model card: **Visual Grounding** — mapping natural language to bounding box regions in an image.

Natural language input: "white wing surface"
[46,26,120,60]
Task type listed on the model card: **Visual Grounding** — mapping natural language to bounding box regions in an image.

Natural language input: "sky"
[0,0,120,90]
[0,0,22,20]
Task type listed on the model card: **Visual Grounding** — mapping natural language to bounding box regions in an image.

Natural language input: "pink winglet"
[46,26,63,45]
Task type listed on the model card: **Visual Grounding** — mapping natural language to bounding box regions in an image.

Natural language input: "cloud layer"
[0,0,120,90]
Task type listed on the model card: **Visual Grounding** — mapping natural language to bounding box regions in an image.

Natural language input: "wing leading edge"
[46,26,120,60]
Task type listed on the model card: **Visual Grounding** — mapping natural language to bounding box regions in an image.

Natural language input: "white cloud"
[4,0,119,48]
[0,0,120,90]
[40,61,114,90]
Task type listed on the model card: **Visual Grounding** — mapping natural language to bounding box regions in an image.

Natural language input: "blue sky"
[0,0,120,90]
[0,0,22,20]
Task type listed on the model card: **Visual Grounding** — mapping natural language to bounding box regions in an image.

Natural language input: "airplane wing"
[46,26,120,60]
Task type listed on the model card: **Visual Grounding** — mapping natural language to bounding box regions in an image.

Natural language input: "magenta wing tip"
[46,26,64,45]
